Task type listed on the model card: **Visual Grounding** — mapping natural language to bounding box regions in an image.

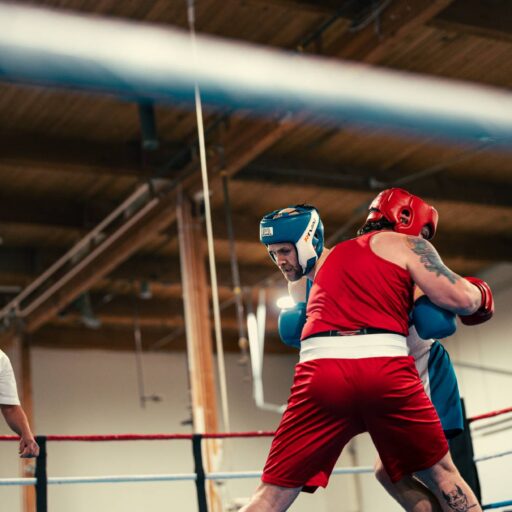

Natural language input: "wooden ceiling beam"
[0,131,192,178]
[198,1,460,224]
[49,313,185,330]
[0,200,506,294]
[0,0,503,358]
[250,0,422,22]
[0,0,457,191]
[32,324,186,352]
[430,0,512,43]
[49,312,262,331]
[434,233,512,262]
[20,190,179,333]
[246,0,341,14]
[1,144,510,235]
[0,196,116,229]
[58,293,278,329]
[212,213,512,263]
[0,247,275,291]
[0,132,142,177]
[0,0,489,337]
[0,114,292,335]
[115,254,274,288]
[66,293,183,316]
[31,325,289,353]
[175,115,296,193]
[325,0,455,63]
[0,223,504,311]
[238,162,512,208]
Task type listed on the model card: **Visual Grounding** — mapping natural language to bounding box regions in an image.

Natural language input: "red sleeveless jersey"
[301,232,414,339]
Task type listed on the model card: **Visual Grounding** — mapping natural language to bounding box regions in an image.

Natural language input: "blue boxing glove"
[412,295,457,340]
[278,302,307,349]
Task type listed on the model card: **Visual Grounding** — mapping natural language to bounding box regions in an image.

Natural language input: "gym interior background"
[0,1,510,511]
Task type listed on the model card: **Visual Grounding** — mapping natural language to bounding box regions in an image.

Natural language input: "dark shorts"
[262,357,449,492]
[428,341,463,439]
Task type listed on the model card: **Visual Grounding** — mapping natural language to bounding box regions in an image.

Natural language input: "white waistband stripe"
[299,334,408,362]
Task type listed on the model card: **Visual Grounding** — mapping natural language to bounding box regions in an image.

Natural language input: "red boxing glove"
[460,277,494,325]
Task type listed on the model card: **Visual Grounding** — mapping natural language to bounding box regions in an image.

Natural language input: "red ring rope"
[0,431,275,441]
[0,406,509,442]
[467,406,512,424]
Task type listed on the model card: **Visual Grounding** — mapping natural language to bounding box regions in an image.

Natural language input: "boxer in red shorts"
[241,189,493,512]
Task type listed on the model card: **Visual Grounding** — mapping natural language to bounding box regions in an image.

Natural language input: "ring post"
[35,435,47,512]
[192,434,208,512]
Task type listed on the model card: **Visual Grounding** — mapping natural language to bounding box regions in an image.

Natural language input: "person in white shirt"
[0,350,39,458]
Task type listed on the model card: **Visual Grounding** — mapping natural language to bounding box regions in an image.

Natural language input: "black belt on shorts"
[303,327,403,339]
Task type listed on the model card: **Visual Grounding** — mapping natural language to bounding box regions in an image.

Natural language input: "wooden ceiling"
[0,0,511,353]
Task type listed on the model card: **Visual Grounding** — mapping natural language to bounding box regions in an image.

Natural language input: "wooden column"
[177,191,222,512]
[21,336,36,512]
[3,333,36,512]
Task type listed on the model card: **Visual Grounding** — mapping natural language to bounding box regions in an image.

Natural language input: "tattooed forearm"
[442,484,478,511]
[406,237,460,284]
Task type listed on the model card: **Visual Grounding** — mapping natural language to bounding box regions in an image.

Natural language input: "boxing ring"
[0,3,511,512]
[0,406,510,511]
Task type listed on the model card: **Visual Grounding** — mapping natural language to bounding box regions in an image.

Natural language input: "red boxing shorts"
[262,357,448,492]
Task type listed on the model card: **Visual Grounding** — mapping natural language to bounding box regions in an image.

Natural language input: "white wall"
[0,349,358,512]
[0,348,197,511]
[0,264,510,511]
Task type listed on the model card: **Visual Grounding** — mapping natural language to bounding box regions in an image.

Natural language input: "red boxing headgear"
[362,188,438,239]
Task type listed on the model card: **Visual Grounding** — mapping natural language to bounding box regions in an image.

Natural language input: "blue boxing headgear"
[259,205,324,276]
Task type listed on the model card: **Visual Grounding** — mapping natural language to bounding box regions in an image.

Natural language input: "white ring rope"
[187,1,230,433]
[206,466,375,480]
[1,451,511,487]
[0,474,197,486]
[0,478,36,487]
[0,467,374,486]
[474,449,512,463]
[1,4,512,142]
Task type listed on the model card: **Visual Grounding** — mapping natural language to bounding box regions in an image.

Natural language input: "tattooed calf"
[406,237,459,284]
[442,484,477,512]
